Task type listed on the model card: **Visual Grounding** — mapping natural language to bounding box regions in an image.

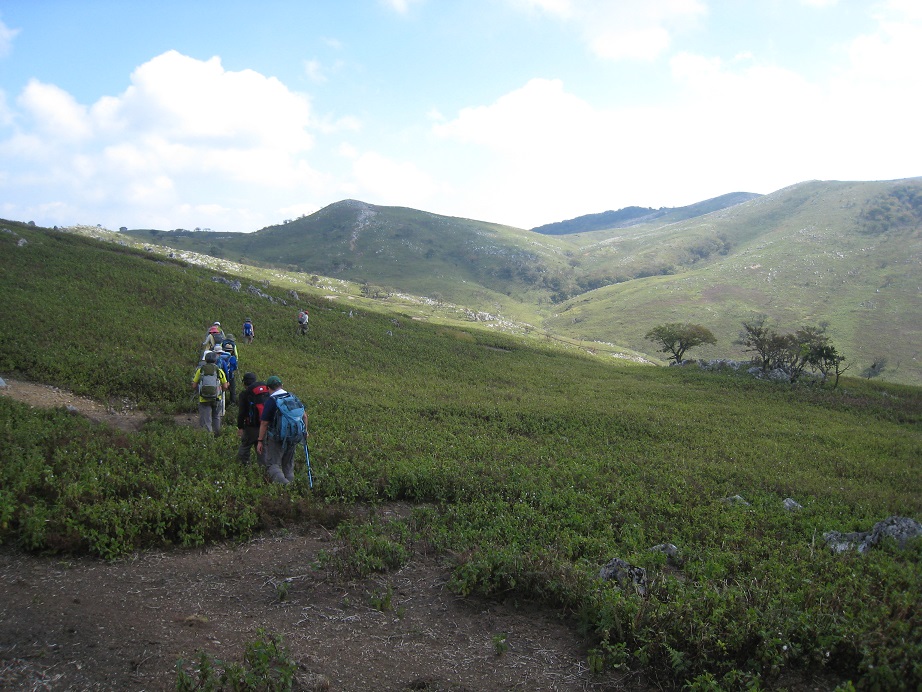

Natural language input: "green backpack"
[198,363,220,400]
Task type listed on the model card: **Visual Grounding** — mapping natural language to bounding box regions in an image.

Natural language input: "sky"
[0,0,920,233]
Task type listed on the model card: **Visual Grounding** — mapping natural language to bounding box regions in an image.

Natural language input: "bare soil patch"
[0,379,636,691]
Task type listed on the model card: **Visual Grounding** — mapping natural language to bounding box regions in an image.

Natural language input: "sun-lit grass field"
[1,221,920,689]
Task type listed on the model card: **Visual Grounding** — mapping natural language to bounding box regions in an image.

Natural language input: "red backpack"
[246,384,270,426]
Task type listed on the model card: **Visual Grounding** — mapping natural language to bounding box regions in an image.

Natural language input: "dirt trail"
[0,377,198,432]
[0,378,635,691]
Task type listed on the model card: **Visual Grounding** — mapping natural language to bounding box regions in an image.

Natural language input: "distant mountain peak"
[531,192,761,235]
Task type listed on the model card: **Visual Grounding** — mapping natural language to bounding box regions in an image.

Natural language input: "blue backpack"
[268,392,306,446]
[216,352,237,377]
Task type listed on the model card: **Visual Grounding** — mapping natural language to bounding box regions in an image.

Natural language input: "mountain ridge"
[119,176,922,385]
[530,191,762,235]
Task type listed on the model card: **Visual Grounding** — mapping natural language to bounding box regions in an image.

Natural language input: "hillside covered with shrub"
[124,178,922,386]
[2,221,921,689]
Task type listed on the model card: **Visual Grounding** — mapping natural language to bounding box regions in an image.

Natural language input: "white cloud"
[111,51,315,149]
[513,0,707,61]
[0,17,20,58]
[0,89,14,127]
[432,6,922,230]
[433,78,599,152]
[18,80,92,141]
[845,10,922,86]
[0,51,335,231]
[514,0,575,18]
[884,0,922,21]
[304,59,327,83]
[348,151,443,208]
[380,0,425,14]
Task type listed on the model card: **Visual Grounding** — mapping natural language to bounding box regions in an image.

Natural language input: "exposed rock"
[246,284,275,302]
[649,543,679,558]
[211,276,241,291]
[783,498,803,511]
[599,557,647,596]
[722,494,750,506]
[824,516,922,554]
[698,359,744,371]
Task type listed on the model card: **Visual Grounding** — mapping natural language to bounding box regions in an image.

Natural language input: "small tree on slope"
[645,323,717,364]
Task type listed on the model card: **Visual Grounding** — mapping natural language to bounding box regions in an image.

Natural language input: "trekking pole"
[303,439,314,488]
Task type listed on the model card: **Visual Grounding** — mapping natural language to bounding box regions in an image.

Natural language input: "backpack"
[243,321,253,336]
[298,311,308,324]
[198,363,220,400]
[246,384,270,427]
[221,338,237,356]
[216,352,236,378]
[268,392,306,445]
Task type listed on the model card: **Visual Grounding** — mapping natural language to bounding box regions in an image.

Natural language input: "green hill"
[125,178,922,386]
[1,220,921,688]
[551,179,922,384]
[126,200,576,324]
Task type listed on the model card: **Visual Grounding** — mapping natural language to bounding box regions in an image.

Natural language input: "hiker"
[297,309,308,335]
[192,351,228,436]
[242,318,255,344]
[213,344,238,406]
[236,372,268,466]
[220,334,239,403]
[203,322,225,350]
[256,375,309,485]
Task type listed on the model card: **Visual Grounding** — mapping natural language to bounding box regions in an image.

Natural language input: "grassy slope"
[550,179,922,384]
[126,179,922,386]
[4,221,920,687]
[127,201,575,325]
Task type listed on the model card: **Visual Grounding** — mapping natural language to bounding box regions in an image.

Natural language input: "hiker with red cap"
[202,321,225,350]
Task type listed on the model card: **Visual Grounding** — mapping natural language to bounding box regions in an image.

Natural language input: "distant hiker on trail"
[297,310,309,335]
[257,375,309,485]
[192,351,228,436]
[213,344,238,406]
[236,372,269,466]
[203,322,225,350]
[242,318,255,344]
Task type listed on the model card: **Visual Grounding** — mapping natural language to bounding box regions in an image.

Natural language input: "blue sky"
[0,0,919,232]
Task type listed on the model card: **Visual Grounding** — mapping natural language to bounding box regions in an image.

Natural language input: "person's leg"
[263,439,289,484]
[212,401,222,436]
[198,402,213,433]
[236,428,258,464]
[281,443,297,483]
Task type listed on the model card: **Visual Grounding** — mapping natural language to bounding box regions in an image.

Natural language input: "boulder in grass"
[824,516,922,554]
[599,557,647,596]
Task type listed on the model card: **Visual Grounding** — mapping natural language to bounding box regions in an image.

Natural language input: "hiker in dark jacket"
[236,372,268,466]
